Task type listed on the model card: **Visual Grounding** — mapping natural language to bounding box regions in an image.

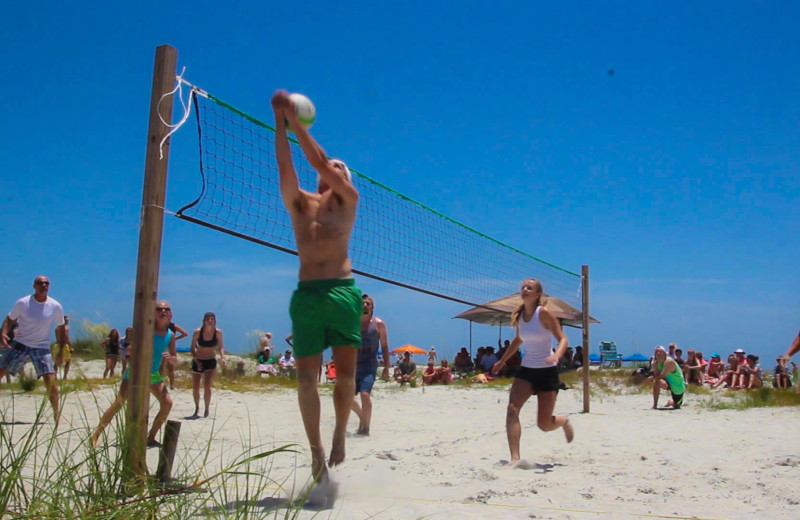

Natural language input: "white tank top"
[519,306,555,369]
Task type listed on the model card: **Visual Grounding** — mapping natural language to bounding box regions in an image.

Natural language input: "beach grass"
[704,386,800,410]
[70,338,105,360]
[0,392,312,519]
[555,367,800,408]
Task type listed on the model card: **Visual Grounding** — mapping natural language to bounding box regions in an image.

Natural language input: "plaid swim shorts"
[0,341,55,378]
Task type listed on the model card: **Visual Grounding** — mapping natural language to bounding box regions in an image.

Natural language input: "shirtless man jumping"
[272,90,362,490]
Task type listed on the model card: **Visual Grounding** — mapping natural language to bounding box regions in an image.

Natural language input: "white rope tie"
[157,67,203,159]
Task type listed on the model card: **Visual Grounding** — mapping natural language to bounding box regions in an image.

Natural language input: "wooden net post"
[581,264,590,413]
[123,44,178,483]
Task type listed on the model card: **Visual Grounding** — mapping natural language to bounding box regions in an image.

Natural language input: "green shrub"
[71,338,104,359]
[17,368,37,392]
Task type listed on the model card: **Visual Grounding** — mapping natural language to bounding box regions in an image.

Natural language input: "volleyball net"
[176,87,582,309]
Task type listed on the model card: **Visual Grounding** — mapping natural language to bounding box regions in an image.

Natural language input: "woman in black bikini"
[100,329,121,379]
[189,312,227,418]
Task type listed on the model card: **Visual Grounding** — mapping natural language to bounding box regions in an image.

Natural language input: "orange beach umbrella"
[391,345,427,355]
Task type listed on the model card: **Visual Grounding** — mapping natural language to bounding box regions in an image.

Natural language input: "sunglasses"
[35,281,50,286]
[156,307,171,312]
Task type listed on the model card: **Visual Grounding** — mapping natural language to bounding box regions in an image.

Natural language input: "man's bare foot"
[665,400,674,408]
[355,427,370,436]
[328,432,346,467]
[563,418,574,443]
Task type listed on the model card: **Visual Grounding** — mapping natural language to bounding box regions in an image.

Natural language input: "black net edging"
[176,91,582,309]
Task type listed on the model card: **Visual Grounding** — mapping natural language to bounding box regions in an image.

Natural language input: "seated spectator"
[559,347,575,373]
[572,346,584,369]
[325,360,336,382]
[696,351,709,380]
[705,352,725,386]
[730,353,753,389]
[479,347,498,373]
[504,349,522,377]
[674,348,685,368]
[421,360,439,385]
[696,351,708,371]
[437,359,452,385]
[774,356,791,389]
[668,342,677,358]
[453,347,474,373]
[278,349,295,375]
[742,354,762,389]
[256,347,278,376]
[682,349,703,385]
[474,346,486,370]
[394,351,417,385]
[631,366,651,385]
[713,354,739,388]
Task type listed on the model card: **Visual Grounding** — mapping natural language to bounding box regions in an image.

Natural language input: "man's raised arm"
[271,90,301,203]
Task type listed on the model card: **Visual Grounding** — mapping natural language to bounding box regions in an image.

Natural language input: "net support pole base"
[156,419,181,483]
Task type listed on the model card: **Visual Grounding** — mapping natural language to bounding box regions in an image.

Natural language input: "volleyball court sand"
[3,361,798,520]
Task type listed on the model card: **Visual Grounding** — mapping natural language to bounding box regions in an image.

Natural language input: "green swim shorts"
[289,278,362,358]
[123,369,165,385]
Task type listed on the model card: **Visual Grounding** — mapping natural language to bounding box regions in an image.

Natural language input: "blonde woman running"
[492,279,574,466]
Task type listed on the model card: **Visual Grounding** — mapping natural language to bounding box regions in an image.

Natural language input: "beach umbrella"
[453,293,599,329]
[588,353,601,363]
[622,352,650,367]
[391,345,427,355]
[621,353,649,362]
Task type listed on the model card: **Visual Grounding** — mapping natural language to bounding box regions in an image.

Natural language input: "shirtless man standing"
[351,294,390,435]
[272,90,362,489]
[52,315,73,380]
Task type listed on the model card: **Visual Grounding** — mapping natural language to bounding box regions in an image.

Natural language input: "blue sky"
[2,2,799,364]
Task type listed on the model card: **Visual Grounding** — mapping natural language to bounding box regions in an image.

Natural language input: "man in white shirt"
[0,275,66,424]
[279,349,296,374]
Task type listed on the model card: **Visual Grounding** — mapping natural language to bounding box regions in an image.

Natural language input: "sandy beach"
[2,359,799,520]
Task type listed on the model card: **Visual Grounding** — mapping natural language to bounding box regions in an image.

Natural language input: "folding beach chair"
[599,341,622,368]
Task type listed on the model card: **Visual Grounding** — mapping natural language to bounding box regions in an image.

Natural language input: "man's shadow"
[206,494,335,514]
[499,460,564,473]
